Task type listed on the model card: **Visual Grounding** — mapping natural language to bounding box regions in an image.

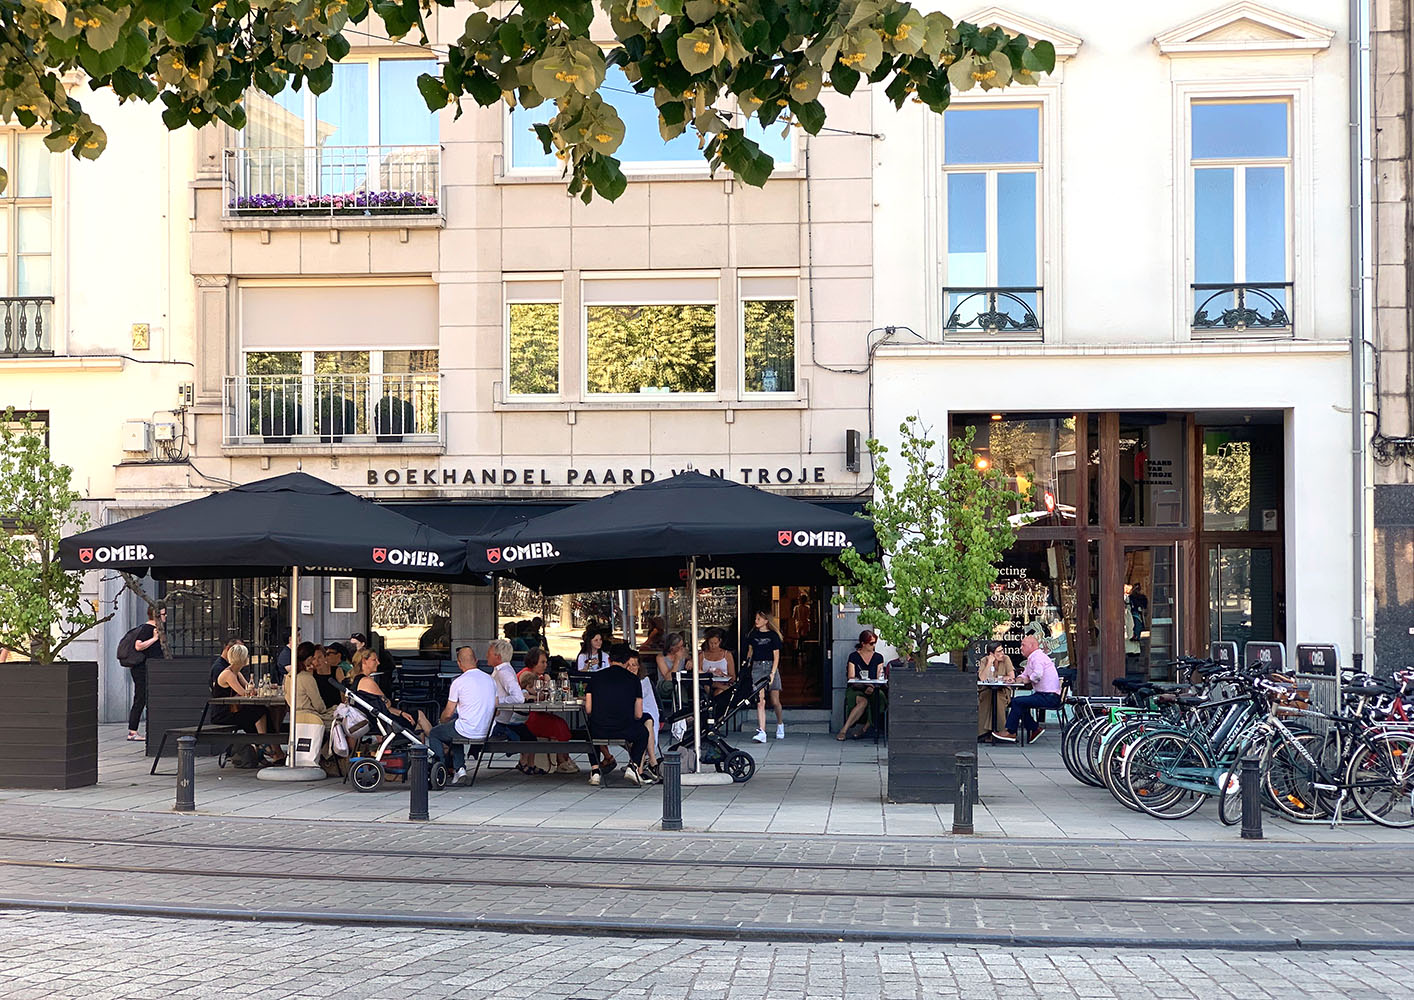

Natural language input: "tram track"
[1,830,1409,882]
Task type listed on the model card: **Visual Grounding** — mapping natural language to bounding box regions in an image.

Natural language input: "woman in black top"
[744,611,785,743]
[837,630,885,740]
[210,644,274,736]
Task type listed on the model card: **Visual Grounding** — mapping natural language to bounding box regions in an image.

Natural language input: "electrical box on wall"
[178,383,194,407]
[153,423,177,442]
[121,421,151,453]
[845,429,861,473]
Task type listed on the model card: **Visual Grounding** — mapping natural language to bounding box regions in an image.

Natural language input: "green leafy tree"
[0,409,110,663]
[0,0,1054,199]
[833,417,1022,671]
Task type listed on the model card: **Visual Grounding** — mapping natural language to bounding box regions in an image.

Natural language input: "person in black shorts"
[585,644,650,787]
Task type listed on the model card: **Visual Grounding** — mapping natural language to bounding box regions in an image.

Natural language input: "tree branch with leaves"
[0,0,1054,198]
[832,416,1022,672]
[0,408,111,663]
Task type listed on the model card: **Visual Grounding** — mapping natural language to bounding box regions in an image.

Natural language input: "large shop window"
[505,279,562,397]
[1202,423,1283,532]
[740,276,797,394]
[582,277,718,395]
[371,580,451,658]
[952,414,1077,524]
[941,105,1041,338]
[1190,99,1291,335]
[507,64,793,172]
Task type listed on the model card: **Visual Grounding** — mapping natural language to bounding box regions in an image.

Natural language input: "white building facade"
[871,3,1359,692]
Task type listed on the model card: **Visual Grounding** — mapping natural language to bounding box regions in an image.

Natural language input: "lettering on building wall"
[369,466,831,488]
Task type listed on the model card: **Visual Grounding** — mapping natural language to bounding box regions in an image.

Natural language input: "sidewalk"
[0,724,1407,843]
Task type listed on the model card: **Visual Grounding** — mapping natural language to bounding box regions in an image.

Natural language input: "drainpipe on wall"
[1350,0,1373,665]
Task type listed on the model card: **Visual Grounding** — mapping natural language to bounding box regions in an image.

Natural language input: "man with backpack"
[119,603,166,742]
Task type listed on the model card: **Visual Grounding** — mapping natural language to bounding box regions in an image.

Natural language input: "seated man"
[428,644,497,782]
[991,635,1061,744]
[487,637,540,775]
[585,644,650,787]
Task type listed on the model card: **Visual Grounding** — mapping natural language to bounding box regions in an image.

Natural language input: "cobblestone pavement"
[1,910,1411,1000]
[0,805,1410,950]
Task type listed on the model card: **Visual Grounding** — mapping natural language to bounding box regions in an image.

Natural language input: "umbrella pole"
[287,565,297,767]
[689,556,701,774]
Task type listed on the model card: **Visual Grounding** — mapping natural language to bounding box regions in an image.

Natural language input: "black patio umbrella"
[60,473,478,780]
[466,471,875,772]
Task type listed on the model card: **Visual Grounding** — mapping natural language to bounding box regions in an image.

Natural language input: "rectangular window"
[1190,100,1291,333]
[509,65,793,171]
[585,304,716,394]
[507,301,562,396]
[740,276,797,394]
[0,133,54,356]
[941,105,1041,336]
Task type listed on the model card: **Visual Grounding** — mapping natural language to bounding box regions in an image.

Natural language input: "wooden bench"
[149,726,288,775]
[451,738,633,788]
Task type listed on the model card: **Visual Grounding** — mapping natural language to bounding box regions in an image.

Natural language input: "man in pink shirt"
[991,635,1062,743]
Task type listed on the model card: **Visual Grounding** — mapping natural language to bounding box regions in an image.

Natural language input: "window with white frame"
[940,105,1041,336]
[1190,99,1291,334]
[238,57,439,209]
[505,280,562,397]
[740,276,797,395]
[241,348,438,439]
[582,276,717,395]
[508,64,793,172]
[0,132,54,356]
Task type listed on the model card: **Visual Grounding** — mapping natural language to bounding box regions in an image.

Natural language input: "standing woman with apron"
[744,610,785,743]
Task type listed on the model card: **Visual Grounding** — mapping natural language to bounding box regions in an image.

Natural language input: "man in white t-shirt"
[428,644,496,781]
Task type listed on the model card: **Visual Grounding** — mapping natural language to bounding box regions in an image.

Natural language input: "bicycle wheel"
[1100,722,1153,813]
[1216,766,1243,826]
[1262,731,1331,821]
[1124,730,1212,820]
[1347,731,1414,829]
[1064,716,1107,787]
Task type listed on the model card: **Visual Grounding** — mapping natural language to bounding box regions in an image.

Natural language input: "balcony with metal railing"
[223,373,441,447]
[222,145,442,224]
[1191,283,1293,337]
[0,297,55,357]
[941,287,1043,342]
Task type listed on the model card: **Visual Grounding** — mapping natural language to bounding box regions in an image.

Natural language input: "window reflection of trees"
[742,300,795,393]
[586,304,716,394]
[508,303,560,395]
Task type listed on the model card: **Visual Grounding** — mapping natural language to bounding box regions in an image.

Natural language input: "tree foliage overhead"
[832,417,1022,672]
[0,0,1054,197]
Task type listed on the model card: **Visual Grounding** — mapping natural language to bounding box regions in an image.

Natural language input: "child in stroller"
[333,681,449,792]
[662,668,766,782]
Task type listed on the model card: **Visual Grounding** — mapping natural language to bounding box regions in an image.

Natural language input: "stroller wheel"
[429,761,449,790]
[350,759,384,792]
[714,761,725,773]
[725,751,755,783]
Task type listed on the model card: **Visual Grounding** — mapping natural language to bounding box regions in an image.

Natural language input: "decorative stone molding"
[962,7,1083,59]
[1155,2,1335,56]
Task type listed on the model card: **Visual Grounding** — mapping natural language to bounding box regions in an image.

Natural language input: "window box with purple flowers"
[227,191,440,217]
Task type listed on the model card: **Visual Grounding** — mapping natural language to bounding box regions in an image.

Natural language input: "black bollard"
[175,735,196,813]
[1240,754,1263,840]
[408,748,430,822]
[661,751,683,831]
[953,752,976,835]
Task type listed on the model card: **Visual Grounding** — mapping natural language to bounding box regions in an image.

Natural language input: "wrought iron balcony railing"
[1192,283,1293,335]
[223,145,441,219]
[223,373,440,445]
[0,297,55,357]
[942,287,1043,340]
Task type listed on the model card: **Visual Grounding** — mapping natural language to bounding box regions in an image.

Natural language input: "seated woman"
[517,648,578,774]
[286,641,336,729]
[212,643,283,764]
[699,628,736,697]
[655,632,689,712]
[351,648,431,739]
[837,630,885,740]
[977,641,1016,738]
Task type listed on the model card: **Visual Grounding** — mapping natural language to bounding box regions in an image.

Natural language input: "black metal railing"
[0,297,55,357]
[942,287,1042,338]
[1191,283,1293,334]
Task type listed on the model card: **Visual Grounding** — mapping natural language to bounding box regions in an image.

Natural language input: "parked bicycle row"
[1060,658,1414,829]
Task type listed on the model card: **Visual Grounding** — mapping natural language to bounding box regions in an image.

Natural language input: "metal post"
[661,750,683,831]
[408,748,429,822]
[175,735,196,813]
[1240,754,1263,840]
[953,751,976,835]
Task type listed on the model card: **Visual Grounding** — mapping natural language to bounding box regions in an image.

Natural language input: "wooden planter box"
[146,658,222,758]
[0,662,98,789]
[887,660,979,804]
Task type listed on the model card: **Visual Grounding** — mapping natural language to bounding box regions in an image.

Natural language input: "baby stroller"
[334,681,449,792]
[663,670,766,783]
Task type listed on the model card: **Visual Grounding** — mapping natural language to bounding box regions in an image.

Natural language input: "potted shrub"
[0,410,111,788]
[317,389,357,444]
[833,417,1020,804]
[374,394,416,443]
[255,386,302,443]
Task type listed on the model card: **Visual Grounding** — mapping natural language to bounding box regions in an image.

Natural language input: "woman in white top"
[632,649,661,780]
[699,628,736,696]
[576,627,611,672]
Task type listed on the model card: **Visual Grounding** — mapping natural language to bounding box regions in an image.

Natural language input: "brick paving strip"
[0,804,1409,951]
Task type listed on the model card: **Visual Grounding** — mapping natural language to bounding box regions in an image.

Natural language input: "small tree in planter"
[833,416,1021,803]
[0,410,110,788]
